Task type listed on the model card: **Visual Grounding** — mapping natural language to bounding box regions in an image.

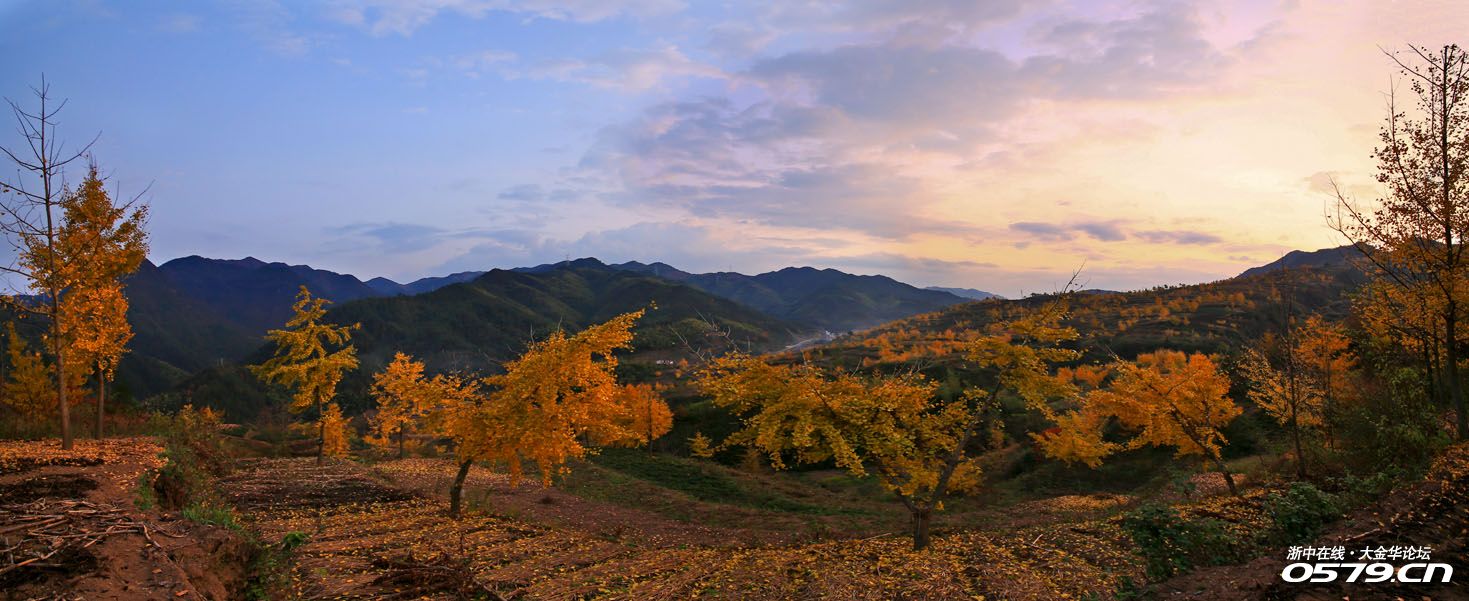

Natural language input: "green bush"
[1335,366,1448,475]
[1333,470,1400,508]
[1120,503,1245,579]
[145,405,231,511]
[1264,483,1340,545]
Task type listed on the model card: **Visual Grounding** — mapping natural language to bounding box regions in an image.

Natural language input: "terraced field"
[220,457,1150,600]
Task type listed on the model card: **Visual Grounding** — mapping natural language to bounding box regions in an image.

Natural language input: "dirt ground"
[0,438,252,601]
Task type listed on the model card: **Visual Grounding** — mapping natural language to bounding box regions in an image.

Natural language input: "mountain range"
[105,246,1361,416]
[111,256,989,402]
[522,259,980,332]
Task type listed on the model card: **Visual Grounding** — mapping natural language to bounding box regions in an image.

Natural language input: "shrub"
[1120,503,1245,579]
[1264,482,1340,545]
[145,405,231,510]
[1335,367,1447,475]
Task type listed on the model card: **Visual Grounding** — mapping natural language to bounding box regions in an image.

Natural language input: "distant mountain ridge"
[1237,245,1359,278]
[153,262,800,418]
[519,258,976,332]
[924,286,1000,301]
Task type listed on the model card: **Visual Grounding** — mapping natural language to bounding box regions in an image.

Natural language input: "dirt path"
[0,438,252,601]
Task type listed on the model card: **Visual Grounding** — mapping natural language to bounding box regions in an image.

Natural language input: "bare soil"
[0,438,254,601]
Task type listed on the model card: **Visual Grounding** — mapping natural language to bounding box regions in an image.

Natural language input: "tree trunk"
[316,398,325,464]
[1209,453,1240,497]
[1290,411,1306,480]
[58,347,70,450]
[94,366,105,439]
[397,427,406,460]
[1322,362,1335,450]
[1427,340,1440,409]
[449,458,473,518]
[911,507,933,551]
[1448,309,1467,440]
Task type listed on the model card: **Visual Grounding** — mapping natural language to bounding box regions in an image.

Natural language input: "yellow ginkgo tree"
[1037,350,1243,496]
[1239,343,1322,480]
[1,322,54,424]
[700,295,1081,551]
[367,352,440,459]
[1296,315,1358,448]
[425,310,673,517]
[603,382,673,452]
[251,286,359,463]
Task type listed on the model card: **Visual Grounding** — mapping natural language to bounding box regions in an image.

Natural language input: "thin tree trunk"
[316,398,325,464]
[911,507,933,551]
[94,365,105,439]
[1448,309,1467,440]
[1290,410,1306,480]
[58,346,70,449]
[449,458,473,518]
[1426,340,1440,408]
[1322,360,1335,450]
[1209,452,1240,497]
[397,427,406,460]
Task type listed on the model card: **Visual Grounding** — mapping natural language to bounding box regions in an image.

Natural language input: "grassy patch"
[182,503,244,531]
[589,449,864,515]
[134,468,158,510]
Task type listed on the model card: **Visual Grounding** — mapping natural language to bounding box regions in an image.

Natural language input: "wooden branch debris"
[0,498,173,578]
[370,551,509,601]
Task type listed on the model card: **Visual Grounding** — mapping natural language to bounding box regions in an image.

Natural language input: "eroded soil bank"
[0,438,253,601]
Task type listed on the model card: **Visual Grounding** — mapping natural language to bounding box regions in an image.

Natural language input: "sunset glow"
[3,0,1466,295]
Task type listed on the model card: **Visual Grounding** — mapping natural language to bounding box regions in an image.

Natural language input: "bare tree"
[1329,44,1469,439]
[0,78,96,449]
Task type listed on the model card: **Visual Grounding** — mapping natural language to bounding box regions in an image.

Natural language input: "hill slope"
[605,261,973,332]
[154,256,385,334]
[925,286,1000,300]
[328,261,800,375]
[1237,244,1358,278]
[803,247,1368,371]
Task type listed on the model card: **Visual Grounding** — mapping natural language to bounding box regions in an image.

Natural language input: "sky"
[0,0,1465,297]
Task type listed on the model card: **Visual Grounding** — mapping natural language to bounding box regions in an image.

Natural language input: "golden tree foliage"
[319,403,350,459]
[1037,350,1243,495]
[600,383,673,449]
[251,286,360,462]
[698,295,1081,550]
[1296,316,1359,421]
[1329,45,1469,438]
[699,355,979,551]
[963,297,1082,422]
[55,167,148,437]
[688,432,715,458]
[2,322,52,422]
[431,310,666,516]
[1239,346,1322,477]
[367,352,439,459]
[701,355,969,491]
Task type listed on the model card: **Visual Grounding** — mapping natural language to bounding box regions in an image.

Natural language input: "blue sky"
[1,1,1464,296]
